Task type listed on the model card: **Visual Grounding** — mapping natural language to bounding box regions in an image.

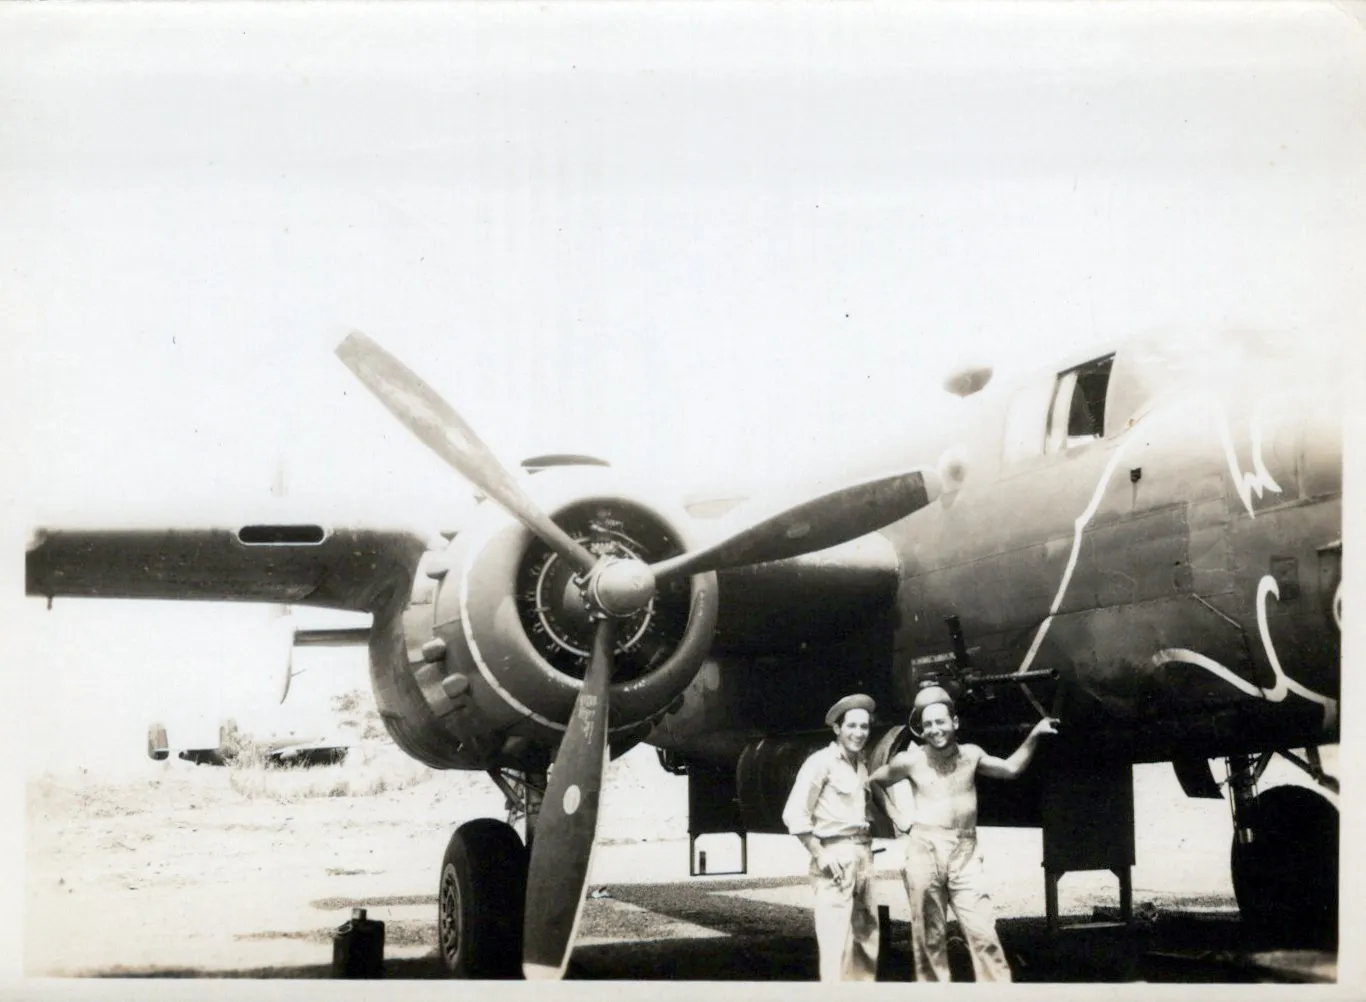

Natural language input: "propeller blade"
[522,618,615,980]
[335,331,597,574]
[650,467,941,580]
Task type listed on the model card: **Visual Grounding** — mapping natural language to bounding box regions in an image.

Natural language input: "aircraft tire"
[1230,785,1338,946]
[438,818,527,978]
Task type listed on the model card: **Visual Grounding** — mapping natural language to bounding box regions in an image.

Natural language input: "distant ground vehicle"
[146,719,349,768]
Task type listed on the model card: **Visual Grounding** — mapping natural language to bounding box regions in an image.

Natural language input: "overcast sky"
[1,0,1361,791]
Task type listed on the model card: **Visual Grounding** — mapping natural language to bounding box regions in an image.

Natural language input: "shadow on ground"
[86,878,1336,983]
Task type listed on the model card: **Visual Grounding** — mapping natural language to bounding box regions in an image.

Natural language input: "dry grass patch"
[224,690,435,802]
[226,741,434,802]
[27,688,446,820]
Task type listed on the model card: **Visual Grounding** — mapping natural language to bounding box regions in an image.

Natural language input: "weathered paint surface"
[651,332,1340,773]
[880,332,1340,760]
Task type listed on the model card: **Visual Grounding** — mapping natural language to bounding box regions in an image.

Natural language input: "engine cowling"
[398,467,719,766]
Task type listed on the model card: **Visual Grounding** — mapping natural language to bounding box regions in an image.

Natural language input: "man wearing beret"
[870,685,1058,982]
[781,693,881,982]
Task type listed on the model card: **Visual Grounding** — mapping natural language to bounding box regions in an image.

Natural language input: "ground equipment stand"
[687,761,749,876]
[1041,758,1135,931]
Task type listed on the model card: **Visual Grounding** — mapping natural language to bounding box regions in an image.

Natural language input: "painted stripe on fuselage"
[1027,392,1337,728]
[1011,438,1135,713]
[1212,396,1283,517]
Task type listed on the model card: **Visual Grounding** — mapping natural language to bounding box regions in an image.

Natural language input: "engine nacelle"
[392,467,719,767]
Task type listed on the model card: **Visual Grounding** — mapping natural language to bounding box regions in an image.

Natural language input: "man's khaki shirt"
[782,742,871,839]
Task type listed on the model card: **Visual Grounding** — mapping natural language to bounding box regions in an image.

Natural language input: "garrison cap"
[825,693,876,727]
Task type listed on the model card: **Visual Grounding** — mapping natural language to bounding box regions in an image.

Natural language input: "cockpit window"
[1046,355,1113,452]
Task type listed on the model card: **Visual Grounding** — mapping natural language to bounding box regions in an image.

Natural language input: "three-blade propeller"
[334,330,941,980]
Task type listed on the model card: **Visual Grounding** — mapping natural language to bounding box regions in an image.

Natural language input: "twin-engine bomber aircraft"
[27,328,1340,978]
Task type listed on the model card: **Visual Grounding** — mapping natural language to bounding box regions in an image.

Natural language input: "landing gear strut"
[436,769,544,979]
[490,768,546,851]
[1225,752,1338,946]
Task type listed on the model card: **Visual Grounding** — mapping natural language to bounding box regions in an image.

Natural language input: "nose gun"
[961,668,1058,689]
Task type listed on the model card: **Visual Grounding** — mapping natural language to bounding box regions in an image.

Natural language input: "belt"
[907,823,976,838]
[819,834,871,846]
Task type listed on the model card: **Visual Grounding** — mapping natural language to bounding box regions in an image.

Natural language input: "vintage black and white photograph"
[3,1,1361,995]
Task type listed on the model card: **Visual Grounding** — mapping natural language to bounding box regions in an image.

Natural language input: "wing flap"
[26,525,428,613]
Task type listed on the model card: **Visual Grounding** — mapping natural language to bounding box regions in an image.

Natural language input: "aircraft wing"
[711,533,902,652]
[26,525,429,613]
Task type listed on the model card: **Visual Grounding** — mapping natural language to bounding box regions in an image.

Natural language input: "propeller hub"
[588,557,656,617]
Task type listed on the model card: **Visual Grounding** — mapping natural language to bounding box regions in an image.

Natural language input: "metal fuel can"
[332,906,385,978]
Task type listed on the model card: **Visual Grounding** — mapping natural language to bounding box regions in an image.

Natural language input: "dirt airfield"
[25,736,1338,984]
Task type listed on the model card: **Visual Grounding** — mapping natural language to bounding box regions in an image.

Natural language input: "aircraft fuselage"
[886,335,1341,762]
[653,331,1342,769]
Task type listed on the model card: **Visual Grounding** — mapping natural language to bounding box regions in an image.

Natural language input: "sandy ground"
[24,743,1338,982]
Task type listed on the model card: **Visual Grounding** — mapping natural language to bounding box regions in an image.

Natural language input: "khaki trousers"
[808,839,880,982]
[901,824,1011,982]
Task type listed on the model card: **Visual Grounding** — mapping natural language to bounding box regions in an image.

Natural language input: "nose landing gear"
[436,768,547,978]
[437,818,528,979]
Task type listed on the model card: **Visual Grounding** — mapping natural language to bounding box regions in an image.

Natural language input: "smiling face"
[833,708,871,758]
[919,702,958,751]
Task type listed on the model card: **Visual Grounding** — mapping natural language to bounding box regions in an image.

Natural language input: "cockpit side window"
[1046,355,1113,452]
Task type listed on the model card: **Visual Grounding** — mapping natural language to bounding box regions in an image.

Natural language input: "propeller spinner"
[335,330,942,979]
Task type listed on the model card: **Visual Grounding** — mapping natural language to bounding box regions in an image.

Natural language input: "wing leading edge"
[26,525,429,614]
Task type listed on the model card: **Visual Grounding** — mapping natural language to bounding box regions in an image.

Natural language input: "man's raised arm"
[975,717,1060,781]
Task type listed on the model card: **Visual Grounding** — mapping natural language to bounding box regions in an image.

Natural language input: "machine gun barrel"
[962,668,1058,688]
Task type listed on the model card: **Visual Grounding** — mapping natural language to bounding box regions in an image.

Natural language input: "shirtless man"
[869,686,1058,982]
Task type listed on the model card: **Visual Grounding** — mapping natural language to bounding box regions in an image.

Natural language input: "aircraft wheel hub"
[439,862,463,967]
